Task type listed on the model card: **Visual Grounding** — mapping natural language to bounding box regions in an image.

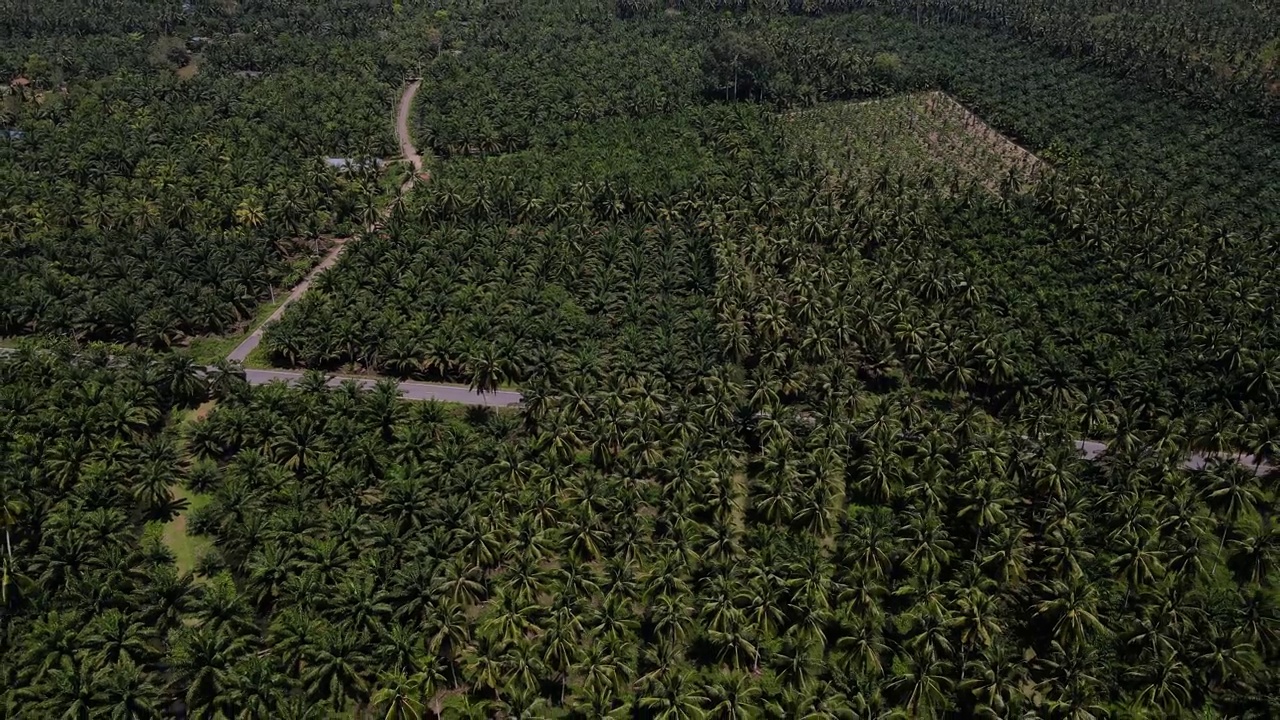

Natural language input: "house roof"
[325,157,385,170]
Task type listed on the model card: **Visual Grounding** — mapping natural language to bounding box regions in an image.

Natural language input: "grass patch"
[242,343,273,369]
[786,91,1047,192]
[163,484,212,577]
[163,400,218,577]
[176,55,201,81]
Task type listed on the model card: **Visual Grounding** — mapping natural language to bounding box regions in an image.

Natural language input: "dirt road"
[227,238,348,362]
[227,79,425,363]
[398,79,423,173]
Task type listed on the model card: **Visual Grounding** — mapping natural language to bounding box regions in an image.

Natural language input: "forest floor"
[163,484,211,577]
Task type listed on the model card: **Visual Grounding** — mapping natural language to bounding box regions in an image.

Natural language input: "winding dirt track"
[228,80,424,364]
[397,79,424,174]
[231,82,424,356]
[224,80,515,405]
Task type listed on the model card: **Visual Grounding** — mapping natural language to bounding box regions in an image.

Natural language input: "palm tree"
[955,477,1012,553]
[1226,516,1280,586]
[1189,626,1261,695]
[569,681,631,719]
[1200,463,1264,572]
[21,610,82,684]
[980,523,1031,586]
[885,651,952,719]
[1124,651,1194,715]
[23,661,97,720]
[1035,640,1106,720]
[500,639,544,697]
[576,643,626,698]
[423,597,470,684]
[272,418,328,477]
[465,344,510,396]
[223,656,286,718]
[1034,579,1108,650]
[1108,531,1167,605]
[206,360,249,401]
[170,625,253,719]
[0,478,26,563]
[949,584,1002,667]
[461,639,506,703]
[93,658,162,720]
[639,668,708,720]
[371,670,425,720]
[958,642,1025,719]
[301,626,371,713]
[1,553,35,609]
[542,606,584,704]
[80,610,155,667]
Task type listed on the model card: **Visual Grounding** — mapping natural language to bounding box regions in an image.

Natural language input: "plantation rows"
[269,103,1280,443]
[624,0,1280,121]
[4,0,1280,717]
[4,343,1279,716]
[0,0,413,346]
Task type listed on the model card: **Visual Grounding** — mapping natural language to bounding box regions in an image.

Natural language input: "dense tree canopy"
[4,343,1280,717]
[0,0,412,346]
[4,0,1280,717]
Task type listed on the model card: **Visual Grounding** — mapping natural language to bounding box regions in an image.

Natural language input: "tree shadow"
[150,494,191,523]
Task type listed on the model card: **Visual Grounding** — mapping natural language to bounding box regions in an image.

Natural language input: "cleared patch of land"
[786,91,1047,191]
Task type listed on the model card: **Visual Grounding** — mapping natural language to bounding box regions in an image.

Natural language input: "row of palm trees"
[0,0,396,43]
[622,5,1280,220]
[415,0,704,158]
[414,0,937,159]
[5,4,1280,720]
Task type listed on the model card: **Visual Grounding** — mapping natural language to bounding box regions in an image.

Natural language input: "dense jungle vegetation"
[5,0,1280,718]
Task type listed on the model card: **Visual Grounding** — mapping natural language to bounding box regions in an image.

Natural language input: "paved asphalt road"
[243,369,523,407]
